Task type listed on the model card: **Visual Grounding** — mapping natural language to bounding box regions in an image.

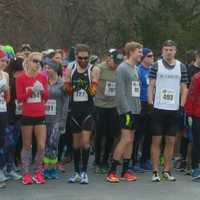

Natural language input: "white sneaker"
[162,171,176,182]
[80,172,89,184]
[68,173,81,183]
[6,170,22,181]
[0,170,10,182]
[152,172,161,182]
[0,182,6,189]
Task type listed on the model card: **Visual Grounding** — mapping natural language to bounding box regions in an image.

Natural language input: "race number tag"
[45,100,56,115]
[27,92,41,103]
[73,89,88,102]
[15,100,22,115]
[160,89,175,105]
[0,93,7,112]
[131,81,140,97]
[146,76,150,85]
[104,81,116,97]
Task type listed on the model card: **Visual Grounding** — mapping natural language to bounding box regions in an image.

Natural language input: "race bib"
[27,92,41,103]
[15,100,22,115]
[0,93,7,112]
[131,81,140,97]
[73,89,88,102]
[160,89,175,105]
[104,81,116,97]
[45,100,56,115]
[146,76,150,85]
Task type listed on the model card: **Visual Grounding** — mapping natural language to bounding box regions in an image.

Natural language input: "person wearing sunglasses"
[16,52,48,185]
[65,44,99,184]
[0,50,10,189]
[132,48,154,173]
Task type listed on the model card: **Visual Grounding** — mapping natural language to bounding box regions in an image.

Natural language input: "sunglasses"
[32,59,42,65]
[78,56,89,61]
[147,54,154,58]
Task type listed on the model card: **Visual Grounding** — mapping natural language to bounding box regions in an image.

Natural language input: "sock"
[122,159,130,174]
[73,148,81,173]
[82,147,90,172]
[110,159,120,172]
[21,148,32,173]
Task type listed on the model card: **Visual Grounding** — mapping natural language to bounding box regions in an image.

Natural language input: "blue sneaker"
[192,169,200,181]
[44,169,51,180]
[141,161,152,172]
[50,169,59,179]
[132,163,145,173]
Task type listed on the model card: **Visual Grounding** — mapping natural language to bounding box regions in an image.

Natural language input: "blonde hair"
[23,52,42,72]
[125,41,143,57]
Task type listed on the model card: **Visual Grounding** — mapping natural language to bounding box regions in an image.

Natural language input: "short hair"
[75,44,90,55]
[124,41,143,56]
[162,40,177,48]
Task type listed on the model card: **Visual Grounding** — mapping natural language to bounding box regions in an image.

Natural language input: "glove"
[33,80,44,93]
[124,112,134,129]
[188,117,193,127]
[87,81,98,97]
[0,79,8,93]
[64,81,73,96]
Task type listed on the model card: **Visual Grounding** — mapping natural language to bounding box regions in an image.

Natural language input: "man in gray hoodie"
[106,41,143,183]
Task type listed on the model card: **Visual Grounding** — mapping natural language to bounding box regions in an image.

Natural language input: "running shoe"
[50,168,59,179]
[162,171,176,182]
[6,170,22,180]
[68,172,81,183]
[0,182,6,189]
[0,170,9,182]
[106,171,120,183]
[192,169,200,181]
[44,169,51,180]
[101,164,109,174]
[152,171,161,182]
[33,171,46,184]
[22,173,33,185]
[121,170,138,181]
[80,172,89,184]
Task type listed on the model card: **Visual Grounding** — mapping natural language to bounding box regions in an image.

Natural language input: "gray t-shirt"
[45,79,69,128]
[116,62,141,115]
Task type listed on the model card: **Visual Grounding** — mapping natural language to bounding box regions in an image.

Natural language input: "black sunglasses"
[78,56,89,60]
[32,59,42,65]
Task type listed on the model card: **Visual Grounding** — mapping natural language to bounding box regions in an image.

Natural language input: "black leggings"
[192,117,200,169]
[95,107,120,166]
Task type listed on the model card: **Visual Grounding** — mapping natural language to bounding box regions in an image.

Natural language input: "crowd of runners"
[0,40,200,189]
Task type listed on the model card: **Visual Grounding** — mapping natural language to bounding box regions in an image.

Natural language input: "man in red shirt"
[185,71,200,180]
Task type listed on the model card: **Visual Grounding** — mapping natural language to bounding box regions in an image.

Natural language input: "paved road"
[0,163,199,200]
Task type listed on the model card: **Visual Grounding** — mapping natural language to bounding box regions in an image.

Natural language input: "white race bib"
[45,100,56,115]
[27,92,41,103]
[104,81,116,97]
[131,81,140,97]
[73,89,88,102]
[146,76,150,85]
[160,89,175,105]
[0,93,7,112]
[15,100,22,115]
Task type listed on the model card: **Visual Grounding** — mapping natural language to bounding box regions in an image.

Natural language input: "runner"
[43,60,69,180]
[94,49,123,174]
[132,48,154,172]
[106,41,143,183]
[148,40,188,182]
[65,44,99,184]
[16,52,48,185]
[0,50,10,188]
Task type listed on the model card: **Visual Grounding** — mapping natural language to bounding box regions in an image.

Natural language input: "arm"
[41,77,48,102]
[148,78,155,105]
[16,75,32,102]
[116,67,130,113]
[63,68,73,95]
[180,83,188,107]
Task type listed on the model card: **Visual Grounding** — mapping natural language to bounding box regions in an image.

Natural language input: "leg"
[151,136,162,172]
[34,125,46,171]
[163,136,176,172]
[73,133,81,173]
[21,125,33,173]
